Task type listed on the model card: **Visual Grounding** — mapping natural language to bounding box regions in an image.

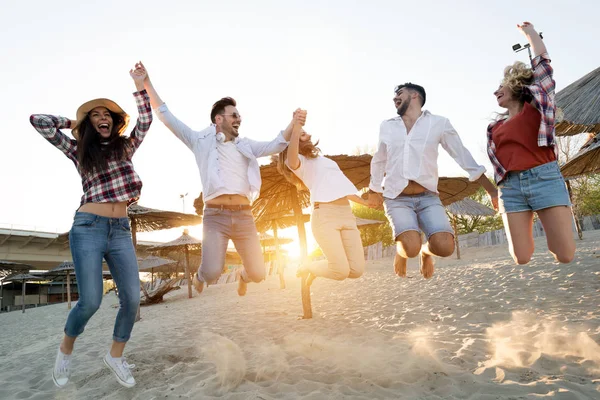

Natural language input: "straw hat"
[72,98,130,140]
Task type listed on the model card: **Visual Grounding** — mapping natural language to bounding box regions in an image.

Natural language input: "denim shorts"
[384,191,454,240]
[498,161,571,214]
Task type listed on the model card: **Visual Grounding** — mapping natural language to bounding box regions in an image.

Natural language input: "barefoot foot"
[192,274,204,294]
[420,252,435,279]
[393,253,407,277]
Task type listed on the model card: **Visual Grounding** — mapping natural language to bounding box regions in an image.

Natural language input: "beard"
[396,96,411,116]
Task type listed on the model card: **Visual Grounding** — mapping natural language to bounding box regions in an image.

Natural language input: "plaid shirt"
[30,90,152,206]
[487,53,556,183]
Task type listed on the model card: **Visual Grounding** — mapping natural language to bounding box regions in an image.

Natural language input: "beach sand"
[1,231,599,399]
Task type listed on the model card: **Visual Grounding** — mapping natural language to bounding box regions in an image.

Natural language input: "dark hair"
[210,97,237,123]
[395,82,426,106]
[76,111,130,174]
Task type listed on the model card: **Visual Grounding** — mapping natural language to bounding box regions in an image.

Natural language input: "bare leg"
[420,232,454,279]
[394,231,421,277]
[60,335,76,355]
[537,206,576,263]
[110,341,126,358]
[393,253,407,277]
[502,211,535,264]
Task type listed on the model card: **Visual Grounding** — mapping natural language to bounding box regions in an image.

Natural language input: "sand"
[0,231,599,400]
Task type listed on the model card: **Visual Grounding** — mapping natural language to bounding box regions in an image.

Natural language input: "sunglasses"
[220,113,242,119]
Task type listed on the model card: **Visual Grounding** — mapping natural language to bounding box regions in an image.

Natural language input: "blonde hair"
[501,61,534,103]
[277,140,320,190]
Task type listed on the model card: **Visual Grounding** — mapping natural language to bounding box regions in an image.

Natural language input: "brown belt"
[205,204,251,211]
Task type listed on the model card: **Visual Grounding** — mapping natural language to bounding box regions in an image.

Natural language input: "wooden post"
[291,186,311,319]
[0,281,3,312]
[151,268,154,290]
[66,271,72,310]
[61,280,64,303]
[453,215,461,260]
[566,180,583,240]
[22,279,26,313]
[38,283,41,306]
[131,218,149,322]
[273,225,285,289]
[185,246,192,299]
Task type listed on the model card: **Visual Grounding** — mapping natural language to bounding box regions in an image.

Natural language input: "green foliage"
[451,187,504,235]
[570,175,600,216]
[351,203,394,247]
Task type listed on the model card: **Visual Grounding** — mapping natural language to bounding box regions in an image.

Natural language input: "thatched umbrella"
[0,261,34,312]
[137,256,177,289]
[555,66,600,136]
[561,134,600,178]
[259,233,293,248]
[446,198,496,259]
[46,261,75,309]
[0,261,31,278]
[127,204,203,246]
[3,273,44,313]
[148,230,202,299]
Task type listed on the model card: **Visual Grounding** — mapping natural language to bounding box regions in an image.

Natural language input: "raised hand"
[517,21,536,36]
[293,109,307,126]
[129,61,147,83]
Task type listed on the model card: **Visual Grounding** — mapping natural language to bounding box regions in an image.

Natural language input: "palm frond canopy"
[259,233,293,247]
[128,204,203,232]
[555,66,600,136]
[446,198,495,217]
[255,213,311,233]
[3,273,44,282]
[560,135,600,178]
[0,261,33,272]
[148,231,202,250]
[137,256,177,272]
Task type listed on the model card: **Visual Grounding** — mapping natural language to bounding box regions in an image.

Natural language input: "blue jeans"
[65,212,140,342]
[197,208,264,284]
[498,161,571,213]
[384,191,454,240]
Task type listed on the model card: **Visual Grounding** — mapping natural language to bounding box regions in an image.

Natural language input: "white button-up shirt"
[369,110,486,199]
[155,103,288,202]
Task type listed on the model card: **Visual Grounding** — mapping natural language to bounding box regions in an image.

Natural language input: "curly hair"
[501,61,535,104]
[277,139,321,189]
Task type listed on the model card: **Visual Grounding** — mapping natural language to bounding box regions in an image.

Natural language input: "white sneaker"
[52,348,71,388]
[103,352,136,388]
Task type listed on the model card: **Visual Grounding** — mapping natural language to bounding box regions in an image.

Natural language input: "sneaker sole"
[52,371,68,388]
[103,358,135,388]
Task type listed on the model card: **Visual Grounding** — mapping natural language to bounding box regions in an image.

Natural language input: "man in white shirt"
[140,63,302,296]
[368,83,497,279]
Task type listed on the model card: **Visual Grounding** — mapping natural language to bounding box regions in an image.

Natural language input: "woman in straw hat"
[29,62,152,389]
[487,22,575,265]
[277,110,368,288]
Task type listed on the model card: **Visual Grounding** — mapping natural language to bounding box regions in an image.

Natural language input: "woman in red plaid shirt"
[30,62,152,389]
[487,22,575,265]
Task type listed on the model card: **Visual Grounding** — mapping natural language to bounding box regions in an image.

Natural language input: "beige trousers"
[308,204,365,280]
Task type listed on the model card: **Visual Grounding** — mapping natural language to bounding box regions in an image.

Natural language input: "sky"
[1,0,599,253]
